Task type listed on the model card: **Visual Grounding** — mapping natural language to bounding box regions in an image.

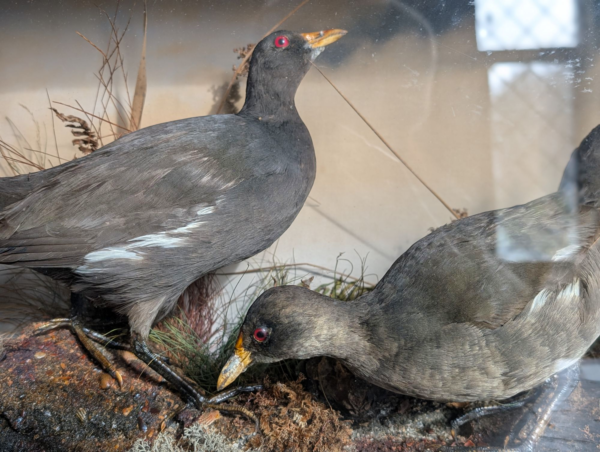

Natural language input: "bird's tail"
[559,125,600,208]
[0,163,69,211]
[0,173,39,210]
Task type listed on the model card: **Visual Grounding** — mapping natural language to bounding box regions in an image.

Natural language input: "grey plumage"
[229,124,600,402]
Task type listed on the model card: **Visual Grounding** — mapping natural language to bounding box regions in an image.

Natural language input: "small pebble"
[99,373,113,390]
[34,352,46,359]
[137,415,147,433]
[122,405,133,416]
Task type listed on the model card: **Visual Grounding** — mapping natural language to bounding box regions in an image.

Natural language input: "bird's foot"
[131,335,263,433]
[445,364,580,451]
[34,317,126,388]
[450,391,533,435]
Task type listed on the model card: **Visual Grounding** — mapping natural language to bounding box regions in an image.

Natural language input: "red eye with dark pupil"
[253,327,268,342]
[274,36,289,48]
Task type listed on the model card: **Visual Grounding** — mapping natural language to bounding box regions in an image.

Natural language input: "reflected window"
[475,0,579,51]
[489,62,576,260]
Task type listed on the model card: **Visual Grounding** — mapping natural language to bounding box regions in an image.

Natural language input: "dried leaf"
[51,108,98,154]
[129,1,147,131]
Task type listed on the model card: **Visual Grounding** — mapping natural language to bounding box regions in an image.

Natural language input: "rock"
[0,327,184,451]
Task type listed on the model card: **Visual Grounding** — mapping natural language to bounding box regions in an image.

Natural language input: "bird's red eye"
[253,327,269,342]
[274,36,289,48]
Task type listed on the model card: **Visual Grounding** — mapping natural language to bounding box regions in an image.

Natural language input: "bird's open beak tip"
[301,29,347,49]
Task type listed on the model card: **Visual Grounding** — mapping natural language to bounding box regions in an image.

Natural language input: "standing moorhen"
[0,29,346,410]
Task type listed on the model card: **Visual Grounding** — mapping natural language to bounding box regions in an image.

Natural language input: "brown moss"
[217,375,352,452]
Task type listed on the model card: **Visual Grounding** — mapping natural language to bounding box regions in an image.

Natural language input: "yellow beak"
[301,29,347,49]
[217,332,253,391]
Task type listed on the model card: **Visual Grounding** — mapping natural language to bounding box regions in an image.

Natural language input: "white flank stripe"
[197,206,215,216]
[128,221,204,249]
[529,278,580,314]
[552,244,581,262]
[79,209,212,273]
[557,278,580,300]
[84,248,142,263]
[529,288,551,314]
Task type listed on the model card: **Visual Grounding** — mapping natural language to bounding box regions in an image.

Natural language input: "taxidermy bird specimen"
[219,125,600,448]
[0,29,346,410]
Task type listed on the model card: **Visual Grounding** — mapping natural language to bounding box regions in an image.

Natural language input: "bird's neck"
[302,296,374,366]
[238,68,302,120]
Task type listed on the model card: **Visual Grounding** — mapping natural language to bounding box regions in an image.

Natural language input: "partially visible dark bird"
[219,125,600,444]
[0,29,346,407]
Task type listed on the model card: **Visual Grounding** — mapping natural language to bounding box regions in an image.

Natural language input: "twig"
[311,63,460,221]
[52,101,131,132]
[103,10,133,111]
[76,31,108,59]
[93,71,131,130]
[216,0,310,114]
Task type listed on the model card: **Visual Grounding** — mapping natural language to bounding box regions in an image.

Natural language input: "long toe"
[33,317,125,389]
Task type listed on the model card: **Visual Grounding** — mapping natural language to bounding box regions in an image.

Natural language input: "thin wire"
[311,63,460,220]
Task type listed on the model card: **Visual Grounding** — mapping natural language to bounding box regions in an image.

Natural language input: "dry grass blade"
[216,0,311,114]
[0,139,45,172]
[311,63,460,221]
[76,3,137,142]
[217,262,375,288]
[53,101,131,133]
[51,108,99,154]
[46,89,60,161]
[129,0,147,131]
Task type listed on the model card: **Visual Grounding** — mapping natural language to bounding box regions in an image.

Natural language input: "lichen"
[129,424,241,452]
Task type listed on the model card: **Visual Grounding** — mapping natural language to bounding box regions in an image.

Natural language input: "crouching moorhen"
[219,125,600,447]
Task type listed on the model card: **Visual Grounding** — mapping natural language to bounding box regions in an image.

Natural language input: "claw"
[34,318,72,335]
[35,317,125,390]
[111,369,124,389]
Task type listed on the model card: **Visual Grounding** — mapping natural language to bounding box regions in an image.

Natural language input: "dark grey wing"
[0,115,280,268]
[377,192,599,330]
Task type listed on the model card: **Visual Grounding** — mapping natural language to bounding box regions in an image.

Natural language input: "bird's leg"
[450,390,535,434]
[131,334,206,402]
[79,326,131,350]
[34,317,124,388]
[445,364,580,451]
[131,334,263,432]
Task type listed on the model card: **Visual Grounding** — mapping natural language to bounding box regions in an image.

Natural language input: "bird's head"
[217,285,356,391]
[241,29,347,116]
[252,29,346,75]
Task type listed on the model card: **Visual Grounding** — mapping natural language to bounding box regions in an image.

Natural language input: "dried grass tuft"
[232,44,255,77]
[150,254,374,393]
